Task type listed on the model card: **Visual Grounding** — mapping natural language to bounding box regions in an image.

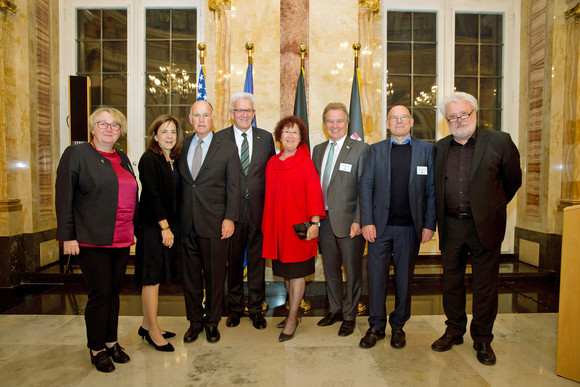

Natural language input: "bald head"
[189,100,214,139]
[386,105,414,143]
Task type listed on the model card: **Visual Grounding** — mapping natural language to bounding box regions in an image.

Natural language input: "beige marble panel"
[309,0,358,147]
[519,238,540,267]
[228,0,281,133]
[39,239,59,267]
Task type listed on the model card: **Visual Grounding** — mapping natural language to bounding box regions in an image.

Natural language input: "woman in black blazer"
[135,114,183,352]
[56,106,137,373]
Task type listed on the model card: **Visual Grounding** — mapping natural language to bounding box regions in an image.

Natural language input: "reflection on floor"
[0,314,576,386]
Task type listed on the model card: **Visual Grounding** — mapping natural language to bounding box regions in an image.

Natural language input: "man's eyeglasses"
[96,121,121,131]
[387,114,411,122]
[446,109,475,123]
[233,109,255,114]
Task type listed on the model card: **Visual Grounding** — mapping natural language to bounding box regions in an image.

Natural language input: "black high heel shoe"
[138,326,176,340]
[144,331,175,352]
[278,319,300,342]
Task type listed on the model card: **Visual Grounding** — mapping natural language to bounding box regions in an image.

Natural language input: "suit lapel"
[469,128,487,183]
[248,127,262,174]
[314,141,328,172]
[381,139,392,186]
[408,136,418,185]
[330,137,353,183]
[196,134,220,179]
[179,136,194,185]
[437,136,452,190]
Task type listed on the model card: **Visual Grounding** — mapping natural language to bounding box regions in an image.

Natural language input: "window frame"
[59,0,205,166]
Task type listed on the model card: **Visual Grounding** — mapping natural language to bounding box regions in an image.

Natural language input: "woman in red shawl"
[262,116,325,342]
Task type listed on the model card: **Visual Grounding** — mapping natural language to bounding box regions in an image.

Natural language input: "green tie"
[322,142,336,203]
[241,133,249,175]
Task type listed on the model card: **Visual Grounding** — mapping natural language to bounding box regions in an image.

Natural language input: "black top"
[138,150,179,229]
[388,142,414,227]
[444,136,475,215]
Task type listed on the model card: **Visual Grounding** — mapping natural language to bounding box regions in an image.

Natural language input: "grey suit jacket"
[177,133,241,239]
[313,136,369,238]
[435,127,521,250]
[360,136,436,241]
[215,126,276,227]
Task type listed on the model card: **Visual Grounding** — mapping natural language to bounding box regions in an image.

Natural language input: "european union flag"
[196,65,207,101]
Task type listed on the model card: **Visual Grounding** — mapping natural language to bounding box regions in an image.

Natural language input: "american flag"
[196,65,207,101]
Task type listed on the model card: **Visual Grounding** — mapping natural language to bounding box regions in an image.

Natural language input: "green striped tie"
[241,132,249,175]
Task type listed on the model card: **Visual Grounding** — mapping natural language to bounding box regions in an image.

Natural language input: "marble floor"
[0,312,577,386]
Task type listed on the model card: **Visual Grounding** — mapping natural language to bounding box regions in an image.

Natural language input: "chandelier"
[148,66,196,96]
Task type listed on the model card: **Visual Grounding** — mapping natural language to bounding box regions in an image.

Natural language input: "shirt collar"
[390,136,411,147]
[233,125,252,138]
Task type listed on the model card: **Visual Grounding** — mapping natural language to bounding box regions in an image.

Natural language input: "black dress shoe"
[473,342,496,365]
[144,332,175,352]
[205,326,220,343]
[90,350,115,373]
[276,317,287,328]
[184,324,204,343]
[138,326,175,340]
[359,328,386,348]
[317,312,343,327]
[338,320,356,337]
[278,320,299,342]
[390,329,406,349]
[431,333,464,352]
[105,343,130,363]
[226,312,241,328]
[249,312,267,330]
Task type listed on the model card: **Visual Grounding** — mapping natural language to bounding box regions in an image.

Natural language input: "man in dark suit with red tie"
[215,92,275,330]
[430,92,521,366]
[178,100,241,344]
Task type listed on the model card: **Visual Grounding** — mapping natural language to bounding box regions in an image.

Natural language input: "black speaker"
[68,75,91,144]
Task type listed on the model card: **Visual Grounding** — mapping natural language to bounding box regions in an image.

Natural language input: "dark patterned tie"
[241,133,249,176]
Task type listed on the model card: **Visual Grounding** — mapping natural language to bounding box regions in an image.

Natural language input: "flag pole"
[353,42,360,68]
[246,41,253,65]
[198,42,206,65]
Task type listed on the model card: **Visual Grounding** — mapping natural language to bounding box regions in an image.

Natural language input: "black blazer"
[435,128,522,250]
[138,150,178,229]
[55,142,137,245]
[177,133,241,238]
[214,126,275,226]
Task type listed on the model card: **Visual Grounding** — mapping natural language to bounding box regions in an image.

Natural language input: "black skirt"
[272,257,315,279]
[134,225,178,285]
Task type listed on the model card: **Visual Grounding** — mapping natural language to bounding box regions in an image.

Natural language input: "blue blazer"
[360,136,436,241]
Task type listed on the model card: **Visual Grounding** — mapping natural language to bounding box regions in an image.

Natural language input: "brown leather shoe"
[473,342,496,365]
[431,333,464,352]
[390,329,406,349]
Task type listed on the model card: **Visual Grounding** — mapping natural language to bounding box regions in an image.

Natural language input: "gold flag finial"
[198,42,206,65]
[299,45,308,68]
[353,42,361,68]
[246,42,254,65]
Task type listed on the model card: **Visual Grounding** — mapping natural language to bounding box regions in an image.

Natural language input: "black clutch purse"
[292,222,312,239]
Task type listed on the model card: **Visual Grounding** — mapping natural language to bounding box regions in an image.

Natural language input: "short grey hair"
[230,92,256,111]
[439,92,478,116]
[322,102,350,124]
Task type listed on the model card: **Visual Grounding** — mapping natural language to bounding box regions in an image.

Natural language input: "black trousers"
[182,228,228,327]
[227,198,265,314]
[77,246,129,351]
[441,214,500,343]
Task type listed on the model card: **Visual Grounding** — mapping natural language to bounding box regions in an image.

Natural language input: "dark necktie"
[241,133,249,175]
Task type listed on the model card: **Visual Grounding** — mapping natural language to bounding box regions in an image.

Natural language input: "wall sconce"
[0,0,17,15]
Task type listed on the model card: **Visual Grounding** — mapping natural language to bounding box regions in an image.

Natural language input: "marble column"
[212,4,232,132]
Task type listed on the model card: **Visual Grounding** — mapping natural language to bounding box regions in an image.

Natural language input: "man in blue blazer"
[359,105,436,349]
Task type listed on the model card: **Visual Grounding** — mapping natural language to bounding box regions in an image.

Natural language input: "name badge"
[417,166,428,175]
[339,163,352,172]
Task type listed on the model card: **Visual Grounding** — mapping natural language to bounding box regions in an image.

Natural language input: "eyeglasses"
[387,114,411,122]
[96,121,121,131]
[233,109,255,114]
[446,110,475,123]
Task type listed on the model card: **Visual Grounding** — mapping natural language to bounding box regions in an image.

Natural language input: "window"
[386,11,437,141]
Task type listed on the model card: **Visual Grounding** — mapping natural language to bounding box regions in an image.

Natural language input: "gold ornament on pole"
[208,0,231,12]
[353,42,361,68]
[359,0,380,14]
[198,42,206,65]
[0,0,17,15]
[299,44,308,68]
[246,42,254,65]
